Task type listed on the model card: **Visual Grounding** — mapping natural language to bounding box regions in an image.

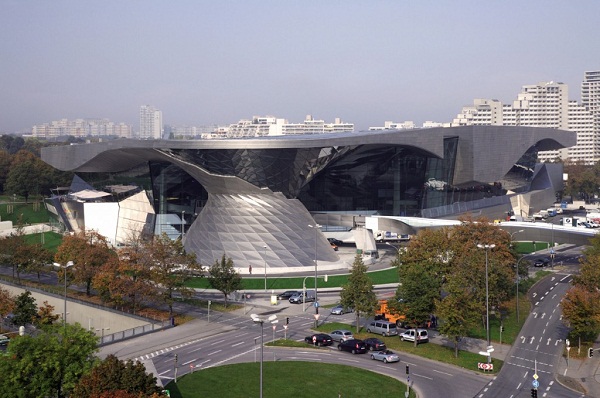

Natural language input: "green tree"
[435,278,480,357]
[5,150,42,202]
[0,322,98,398]
[146,233,202,319]
[72,354,164,398]
[208,254,241,308]
[11,290,37,327]
[340,254,378,332]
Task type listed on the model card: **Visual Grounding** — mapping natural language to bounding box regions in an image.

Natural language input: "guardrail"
[99,319,172,346]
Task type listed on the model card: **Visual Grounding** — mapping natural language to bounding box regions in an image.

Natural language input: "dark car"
[277,290,300,300]
[363,337,387,351]
[534,258,550,267]
[327,238,343,246]
[304,333,333,347]
[337,339,367,354]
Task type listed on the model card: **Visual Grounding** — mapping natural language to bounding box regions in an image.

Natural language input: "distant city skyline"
[1,1,599,133]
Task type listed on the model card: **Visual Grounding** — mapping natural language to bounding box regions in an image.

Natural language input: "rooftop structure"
[41,126,575,269]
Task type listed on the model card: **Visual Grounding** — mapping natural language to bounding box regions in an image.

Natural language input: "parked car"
[330,304,353,315]
[304,333,333,346]
[400,329,429,344]
[370,349,400,363]
[366,320,399,336]
[534,258,550,267]
[337,339,367,354]
[363,337,387,351]
[0,334,9,346]
[277,290,300,300]
[330,329,354,342]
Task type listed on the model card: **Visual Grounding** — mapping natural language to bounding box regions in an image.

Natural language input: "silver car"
[330,305,353,315]
[330,329,354,342]
[370,349,400,363]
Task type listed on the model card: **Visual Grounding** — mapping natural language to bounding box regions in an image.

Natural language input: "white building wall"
[84,202,120,246]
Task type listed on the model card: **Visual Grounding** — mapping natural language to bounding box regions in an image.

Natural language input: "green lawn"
[186,267,399,290]
[0,199,51,224]
[164,362,416,398]
[23,232,63,253]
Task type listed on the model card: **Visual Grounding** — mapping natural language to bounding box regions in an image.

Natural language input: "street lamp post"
[263,245,267,292]
[477,244,495,354]
[251,314,278,398]
[53,261,74,328]
[308,224,321,314]
[509,229,524,248]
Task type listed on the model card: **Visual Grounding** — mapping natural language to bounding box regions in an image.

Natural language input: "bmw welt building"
[41,126,575,270]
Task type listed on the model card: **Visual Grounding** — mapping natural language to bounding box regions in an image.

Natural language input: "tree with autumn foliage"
[0,286,16,332]
[55,230,117,296]
[72,354,165,398]
[340,254,378,332]
[37,300,60,326]
[561,234,600,340]
[146,233,202,319]
[208,254,242,307]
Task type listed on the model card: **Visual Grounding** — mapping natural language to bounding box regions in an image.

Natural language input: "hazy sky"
[1,1,599,133]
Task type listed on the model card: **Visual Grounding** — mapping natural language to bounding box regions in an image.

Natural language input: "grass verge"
[314,322,503,374]
[164,362,416,398]
[186,267,399,290]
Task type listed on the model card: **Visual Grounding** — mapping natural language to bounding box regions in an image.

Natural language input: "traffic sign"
[532,380,539,388]
[533,373,538,380]
[314,301,320,307]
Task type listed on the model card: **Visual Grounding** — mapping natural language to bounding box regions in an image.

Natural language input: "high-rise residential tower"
[451,79,598,164]
[139,105,163,139]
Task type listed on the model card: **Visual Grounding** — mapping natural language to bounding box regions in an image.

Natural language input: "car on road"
[330,329,354,342]
[370,349,400,363]
[277,290,300,300]
[363,337,387,351]
[534,258,550,267]
[337,339,367,354]
[304,333,333,346]
[327,238,343,246]
[400,329,429,344]
[289,290,315,303]
[330,304,353,315]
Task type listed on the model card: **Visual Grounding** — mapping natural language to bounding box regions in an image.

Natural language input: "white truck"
[374,231,411,242]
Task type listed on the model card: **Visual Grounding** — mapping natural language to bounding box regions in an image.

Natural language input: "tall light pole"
[53,261,74,329]
[477,244,495,351]
[308,224,321,314]
[509,229,524,247]
[251,314,278,398]
[263,245,267,292]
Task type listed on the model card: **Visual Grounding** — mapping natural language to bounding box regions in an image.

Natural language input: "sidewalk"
[555,349,600,397]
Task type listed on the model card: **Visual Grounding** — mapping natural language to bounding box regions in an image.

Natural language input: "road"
[475,271,585,397]
[126,310,491,398]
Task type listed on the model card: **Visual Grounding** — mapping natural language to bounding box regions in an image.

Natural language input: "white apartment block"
[369,121,448,130]
[31,118,132,139]
[451,79,599,164]
[139,105,163,139]
[225,115,354,138]
[582,70,600,140]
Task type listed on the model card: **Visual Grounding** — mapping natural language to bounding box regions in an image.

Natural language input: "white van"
[366,320,398,337]
[399,329,429,344]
